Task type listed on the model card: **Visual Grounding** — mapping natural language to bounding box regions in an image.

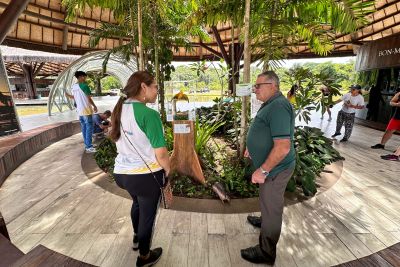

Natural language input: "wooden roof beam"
[211,26,230,63]
[198,41,223,59]
[0,0,31,44]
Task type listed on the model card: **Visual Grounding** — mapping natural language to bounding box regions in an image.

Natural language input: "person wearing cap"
[331,85,365,142]
[371,91,400,150]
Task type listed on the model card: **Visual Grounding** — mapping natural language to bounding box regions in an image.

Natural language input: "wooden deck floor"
[0,117,399,267]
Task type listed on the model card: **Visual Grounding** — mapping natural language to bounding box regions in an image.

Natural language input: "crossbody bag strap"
[120,119,168,208]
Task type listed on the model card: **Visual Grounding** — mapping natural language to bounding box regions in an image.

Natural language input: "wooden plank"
[188,212,209,267]
[207,214,225,235]
[208,234,231,267]
[13,233,46,254]
[172,211,191,234]
[0,234,24,267]
[334,253,394,267]
[354,233,386,253]
[82,234,117,266]
[224,214,254,267]
[165,233,190,267]
[11,174,94,237]
[377,243,400,267]
[100,199,131,235]
[100,234,135,267]
[152,209,176,266]
[65,233,99,261]
[10,244,95,267]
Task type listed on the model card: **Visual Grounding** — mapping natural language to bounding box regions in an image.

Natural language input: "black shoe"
[340,138,348,142]
[331,133,341,138]
[380,154,399,161]
[371,144,385,149]
[241,245,275,265]
[247,215,261,228]
[132,234,139,251]
[136,248,162,267]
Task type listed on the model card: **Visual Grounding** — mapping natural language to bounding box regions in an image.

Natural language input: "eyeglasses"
[253,82,272,89]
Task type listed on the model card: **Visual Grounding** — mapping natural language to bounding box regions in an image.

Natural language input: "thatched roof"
[1,45,79,63]
[0,0,400,60]
[1,45,80,77]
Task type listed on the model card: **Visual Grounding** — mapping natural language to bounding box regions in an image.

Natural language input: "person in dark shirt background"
[366,84,384,121]
[93,110,112,134]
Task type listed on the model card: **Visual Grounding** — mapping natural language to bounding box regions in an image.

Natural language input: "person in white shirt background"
[331,85,365,142]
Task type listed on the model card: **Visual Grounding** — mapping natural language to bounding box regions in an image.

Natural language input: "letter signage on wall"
[355,34,400,71]
[0,50,21,137]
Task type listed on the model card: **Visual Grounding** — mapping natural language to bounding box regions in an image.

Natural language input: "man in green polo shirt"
[241,71,295,265]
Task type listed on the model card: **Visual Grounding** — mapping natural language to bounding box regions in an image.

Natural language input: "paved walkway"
[18,96,118,131]
[1,108,399,267]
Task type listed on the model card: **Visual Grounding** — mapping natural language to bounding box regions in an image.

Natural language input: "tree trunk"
[137,0,144,71]
[231,24,240,156]
[129,4,138,70]
[151,1,165,122]
[239,0,251,157]
[95,76,101,96]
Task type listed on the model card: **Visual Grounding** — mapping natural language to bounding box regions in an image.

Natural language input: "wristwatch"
[260,166,269,178]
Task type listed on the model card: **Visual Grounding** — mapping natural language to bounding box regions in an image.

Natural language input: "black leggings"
[114,170,165,255]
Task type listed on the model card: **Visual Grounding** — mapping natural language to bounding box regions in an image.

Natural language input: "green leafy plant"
[195,118,225,156]
[288,126,344,196]
[94,138,117,177]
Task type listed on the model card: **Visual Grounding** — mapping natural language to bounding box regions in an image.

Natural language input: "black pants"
[114,170,165,255]
[335,110,355,140]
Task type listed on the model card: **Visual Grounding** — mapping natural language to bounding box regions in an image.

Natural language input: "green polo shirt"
[246,92,296,178]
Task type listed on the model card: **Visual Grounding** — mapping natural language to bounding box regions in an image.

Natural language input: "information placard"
[173,123,191,134]
[236,83,252,96]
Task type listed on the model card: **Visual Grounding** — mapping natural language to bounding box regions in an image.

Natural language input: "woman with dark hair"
[286,84,298,105]
[110,71,170,267]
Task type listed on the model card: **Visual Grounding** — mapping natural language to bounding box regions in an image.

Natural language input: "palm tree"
[179,0,374,156]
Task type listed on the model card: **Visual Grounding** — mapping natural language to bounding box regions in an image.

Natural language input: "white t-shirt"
[341,93,365,114]
[114,101,166,174]
[71,83,93,116]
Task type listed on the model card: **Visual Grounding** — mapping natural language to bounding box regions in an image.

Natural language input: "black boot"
[247,215,262,228]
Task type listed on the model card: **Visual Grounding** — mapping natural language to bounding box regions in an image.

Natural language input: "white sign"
[174,124,191,134]
[251,93,263,118]
[166,114,173,122]
[236,83,252,96]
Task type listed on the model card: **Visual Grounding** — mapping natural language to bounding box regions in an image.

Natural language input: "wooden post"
[0,0,31,44]
[21,63,37,99]
[170,120,205,184]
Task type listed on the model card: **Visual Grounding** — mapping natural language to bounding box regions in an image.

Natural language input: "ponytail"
[109,96,126,142]
[109,71,154,142]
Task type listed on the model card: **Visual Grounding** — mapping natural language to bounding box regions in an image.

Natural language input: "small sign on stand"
[236,83,252,97]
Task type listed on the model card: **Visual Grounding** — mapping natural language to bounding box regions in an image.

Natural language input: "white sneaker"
[85,147,97,153]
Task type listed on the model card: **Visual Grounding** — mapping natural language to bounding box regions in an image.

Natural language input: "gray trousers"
[259,168,294,259]
[335,110,355,140]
